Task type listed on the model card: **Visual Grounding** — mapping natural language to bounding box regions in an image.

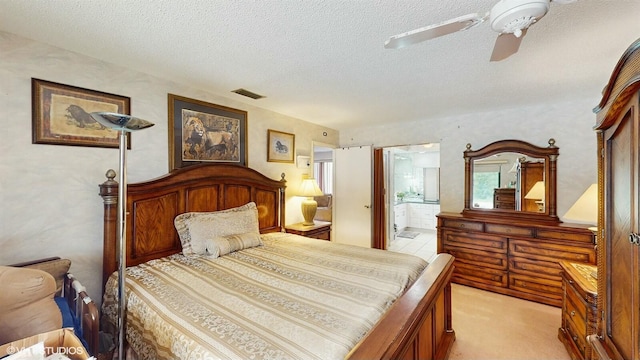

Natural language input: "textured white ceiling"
[1,0,638,130]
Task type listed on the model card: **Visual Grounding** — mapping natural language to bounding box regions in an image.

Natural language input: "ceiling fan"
[384,0,577,61]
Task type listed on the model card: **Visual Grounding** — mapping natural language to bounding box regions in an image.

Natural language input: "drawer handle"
[629,233,640,246]
[572,335,578,342]
[570,310,575,317]
[459,224,465,228]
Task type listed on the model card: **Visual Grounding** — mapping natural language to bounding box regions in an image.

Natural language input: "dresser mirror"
[462,139,560,223]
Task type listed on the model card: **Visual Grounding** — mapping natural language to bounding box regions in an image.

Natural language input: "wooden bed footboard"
[347,253,455,360]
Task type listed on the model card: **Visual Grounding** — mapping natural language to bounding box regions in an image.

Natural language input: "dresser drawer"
[559,261,597,360]
[509,239,595,264]
[441,230,507,253]
[565,281,588,334]
[510,256,563,279]
[494,202,515,210]
[509,273,562,300]
[565,312,587,359]
[445,245,508,270]
[440,219,483,232]
[537,228,594,244]
[494,193,515,202]
[485,223,534,237]
[452,262,508,288]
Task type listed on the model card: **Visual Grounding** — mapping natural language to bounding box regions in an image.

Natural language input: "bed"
[99,163,455,359]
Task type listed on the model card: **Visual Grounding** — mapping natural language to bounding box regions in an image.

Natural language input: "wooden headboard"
[99,163,286,287]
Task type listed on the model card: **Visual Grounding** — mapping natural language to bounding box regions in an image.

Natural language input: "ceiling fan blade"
[489,29,527,62]
[384,13,485,49]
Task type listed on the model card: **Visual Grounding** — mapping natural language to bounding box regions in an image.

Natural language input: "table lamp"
[563,183,598,232]
[298,178,324,226]
[563,183,598,279]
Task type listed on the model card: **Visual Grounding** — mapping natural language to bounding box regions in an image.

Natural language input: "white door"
[333,146,372,247]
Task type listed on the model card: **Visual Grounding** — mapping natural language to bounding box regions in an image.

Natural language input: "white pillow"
[174,202,260,256]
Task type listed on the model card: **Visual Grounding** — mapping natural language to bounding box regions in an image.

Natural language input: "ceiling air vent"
[232,88,265,100]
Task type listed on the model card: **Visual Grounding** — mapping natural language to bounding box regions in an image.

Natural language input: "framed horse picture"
[267,129,295,163]
[168,94,248,170]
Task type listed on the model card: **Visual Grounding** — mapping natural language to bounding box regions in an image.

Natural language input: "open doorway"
[312,142,334,195]
[310,142,335,239]
[383,143,440,261]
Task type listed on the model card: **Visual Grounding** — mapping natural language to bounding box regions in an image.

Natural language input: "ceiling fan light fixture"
[490,0,550,34]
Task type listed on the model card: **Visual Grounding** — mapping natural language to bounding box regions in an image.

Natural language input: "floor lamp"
[90,112,154,360]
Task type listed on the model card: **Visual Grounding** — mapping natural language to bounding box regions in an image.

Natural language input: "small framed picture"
[31,78,131,148]
[168,94,248,170]
[267,129,295,163]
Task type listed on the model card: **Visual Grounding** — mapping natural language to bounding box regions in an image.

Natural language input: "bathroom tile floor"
[388,228,438,263]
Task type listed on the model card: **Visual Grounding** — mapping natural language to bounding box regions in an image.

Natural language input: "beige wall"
[0,32,338,302]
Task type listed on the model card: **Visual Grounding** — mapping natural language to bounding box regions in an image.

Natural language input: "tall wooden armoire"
[588,38,640,360]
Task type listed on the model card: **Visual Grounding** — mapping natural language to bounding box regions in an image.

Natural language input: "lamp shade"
[90,112,155,132]
[563,183,598,225]
[525,181,545,200]
[299,178,324,197]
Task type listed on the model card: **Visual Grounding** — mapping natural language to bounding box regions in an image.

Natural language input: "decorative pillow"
[204,232,263,258]
[174,202,260,256]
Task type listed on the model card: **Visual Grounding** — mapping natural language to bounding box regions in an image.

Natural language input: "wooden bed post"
[279,172,286,232]
[99,169,118,291]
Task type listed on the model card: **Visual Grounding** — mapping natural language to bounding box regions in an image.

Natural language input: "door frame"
[373,148,385,249]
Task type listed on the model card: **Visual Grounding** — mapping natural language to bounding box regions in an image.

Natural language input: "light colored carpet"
[449,284,571,360]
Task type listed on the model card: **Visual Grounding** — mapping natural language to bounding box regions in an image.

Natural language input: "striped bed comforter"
[102,232,428,360]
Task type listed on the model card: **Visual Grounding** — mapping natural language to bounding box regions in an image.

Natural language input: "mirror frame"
[462,139,560,224]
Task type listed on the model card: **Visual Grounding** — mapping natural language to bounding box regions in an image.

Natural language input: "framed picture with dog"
[267,129,295,163]
[31,78,131,148]
[168,94,248,170]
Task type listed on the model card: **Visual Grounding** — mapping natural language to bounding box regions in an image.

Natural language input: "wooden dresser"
[558,261,597,360]
[437,212,595,306]
[588,37,640,360]
[493,188,515,210]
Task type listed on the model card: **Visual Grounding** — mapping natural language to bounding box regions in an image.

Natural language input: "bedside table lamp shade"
[299,178,324,226]
[90,112,154,360]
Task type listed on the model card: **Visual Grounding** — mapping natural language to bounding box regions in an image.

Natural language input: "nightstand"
[285,221,331,241]
[558,261,598,360]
